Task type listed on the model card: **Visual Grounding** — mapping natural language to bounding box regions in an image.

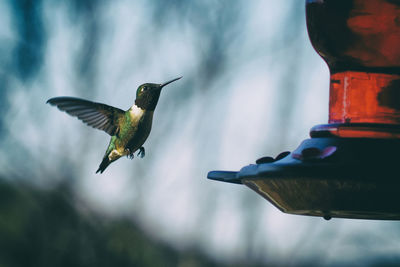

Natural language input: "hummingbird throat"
[135,91,161,111]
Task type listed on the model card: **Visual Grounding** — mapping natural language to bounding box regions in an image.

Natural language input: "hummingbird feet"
[125,148,135,159]
[137,147,145,158]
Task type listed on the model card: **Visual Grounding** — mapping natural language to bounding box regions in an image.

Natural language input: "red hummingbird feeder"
[208,0,400,220]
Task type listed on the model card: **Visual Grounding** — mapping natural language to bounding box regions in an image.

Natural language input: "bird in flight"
[47,77,182,173]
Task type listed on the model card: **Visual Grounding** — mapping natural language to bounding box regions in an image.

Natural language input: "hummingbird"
[47,77,182,174]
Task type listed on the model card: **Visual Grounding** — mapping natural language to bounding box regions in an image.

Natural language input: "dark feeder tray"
[208,134,400,220]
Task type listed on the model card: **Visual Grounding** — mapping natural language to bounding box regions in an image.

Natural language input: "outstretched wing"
[47,96,125,136]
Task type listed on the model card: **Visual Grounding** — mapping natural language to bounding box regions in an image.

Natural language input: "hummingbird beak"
[160,76,182,88]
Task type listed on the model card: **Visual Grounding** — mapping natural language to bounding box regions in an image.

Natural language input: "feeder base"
[208,137,400,220]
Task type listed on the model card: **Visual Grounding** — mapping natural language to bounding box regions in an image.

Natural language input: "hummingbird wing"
[47,97,125,136]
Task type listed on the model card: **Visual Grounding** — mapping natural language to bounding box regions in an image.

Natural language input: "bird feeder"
[207,0,400,220]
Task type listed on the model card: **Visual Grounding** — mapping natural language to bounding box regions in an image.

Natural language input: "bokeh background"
[1,0,400,266]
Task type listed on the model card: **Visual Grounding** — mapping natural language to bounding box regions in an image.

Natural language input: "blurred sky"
[1,0,400,266]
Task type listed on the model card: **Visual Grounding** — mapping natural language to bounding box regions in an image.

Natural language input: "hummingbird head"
[135,77,182,111]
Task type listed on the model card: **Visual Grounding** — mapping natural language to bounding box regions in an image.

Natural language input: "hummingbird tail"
[96,156,110,174]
